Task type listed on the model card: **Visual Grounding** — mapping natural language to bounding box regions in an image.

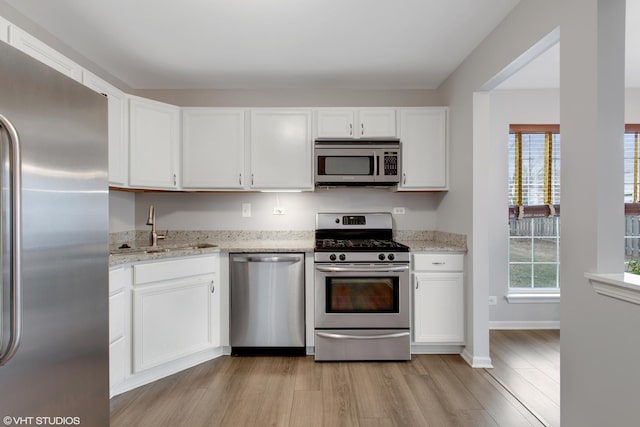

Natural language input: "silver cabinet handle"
[432,262,445,265]
[317,331,409,340]
[361,122,364,135]
[315,265,408,273]
[239,173,242,185]
[251,174,254,186]
[0,114,23,367]
[211,280,215,294]
[403,173,407,185]
[349,123,353,136]
[173,173,177,186]
[233,256,301,263]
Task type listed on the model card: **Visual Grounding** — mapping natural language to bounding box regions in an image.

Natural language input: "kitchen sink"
[110,242,217,255]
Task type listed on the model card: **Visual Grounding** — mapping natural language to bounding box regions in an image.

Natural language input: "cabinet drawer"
[134,255,218,285]
[109,266,131,294]
[412,253,463,271]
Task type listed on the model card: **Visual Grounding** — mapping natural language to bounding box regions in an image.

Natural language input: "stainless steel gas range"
[314,213,411,361]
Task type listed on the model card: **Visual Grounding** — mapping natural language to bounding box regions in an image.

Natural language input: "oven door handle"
[315,265,409,273]
[316,331,410,340]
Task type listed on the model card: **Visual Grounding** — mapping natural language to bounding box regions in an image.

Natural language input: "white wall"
[437,0,559,366]
[489,89,561,326]
[133,189,442,231]
[559,1,639,425]
[109,191,135,233]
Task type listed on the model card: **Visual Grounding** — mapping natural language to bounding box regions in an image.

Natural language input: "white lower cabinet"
[132,255,219,373]
[109,265,132,395]
[412,253,464,345]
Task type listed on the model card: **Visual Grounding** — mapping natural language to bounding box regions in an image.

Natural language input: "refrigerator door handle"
[0,114,22,367]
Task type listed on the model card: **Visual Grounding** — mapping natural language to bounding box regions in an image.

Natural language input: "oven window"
[318,156,373,175]
[326,277,399,313]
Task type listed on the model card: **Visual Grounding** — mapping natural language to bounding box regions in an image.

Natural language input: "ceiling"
[4,0,521,90]
[498,0,640,89]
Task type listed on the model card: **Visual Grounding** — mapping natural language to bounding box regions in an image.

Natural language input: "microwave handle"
[373,153,378,177]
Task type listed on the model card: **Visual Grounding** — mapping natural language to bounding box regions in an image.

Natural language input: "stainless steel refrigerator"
[0,40,109,425]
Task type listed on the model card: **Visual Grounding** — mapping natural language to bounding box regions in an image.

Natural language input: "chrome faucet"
[146,205,166,247]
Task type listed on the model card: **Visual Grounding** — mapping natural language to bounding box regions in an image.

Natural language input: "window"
[624,125,640,261]
[508,125,560,290]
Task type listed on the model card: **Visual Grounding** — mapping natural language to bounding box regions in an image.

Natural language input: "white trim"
[110,347,224,398]
[505,293,560,303]
[411,344,464,355]
[489,320,560,330]
[460,348,493,368]
[585,272,640,305]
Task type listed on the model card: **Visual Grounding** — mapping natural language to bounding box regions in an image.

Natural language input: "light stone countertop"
[109,230,466,267]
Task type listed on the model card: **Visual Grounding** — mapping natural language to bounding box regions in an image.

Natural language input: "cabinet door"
[182,109,245,189]
[129,96,180,189]
[316,110,355,138]
[133,276,213,372]
[9,25,82,82]
[250,110,312,190]
[83,71,128,187]
[358,109,396,138]
[413,272,464,343]
[398,108,448,190]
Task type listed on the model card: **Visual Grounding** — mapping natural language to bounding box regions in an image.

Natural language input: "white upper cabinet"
[82,71,128,187]
[250,110,312,190]
[9,25,82,82]
[128,96,180,190]
[182,109,245,189]
[398,107,448,191]
[316,109,396,138]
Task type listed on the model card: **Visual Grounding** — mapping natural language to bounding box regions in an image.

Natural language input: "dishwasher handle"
[232,255,301,264]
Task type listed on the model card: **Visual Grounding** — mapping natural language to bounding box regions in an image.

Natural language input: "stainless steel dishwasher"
[230,253,305,355]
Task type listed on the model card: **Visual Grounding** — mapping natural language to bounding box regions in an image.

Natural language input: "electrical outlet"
[393,207,406,215]
[273,207,285,215]
[242,203,251,217]
[488,296,498,305]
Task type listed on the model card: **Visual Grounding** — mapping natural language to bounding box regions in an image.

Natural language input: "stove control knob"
[329,254,337,261]
[388,254,395,261]
[339,254,346,261]
[378,253,386,261]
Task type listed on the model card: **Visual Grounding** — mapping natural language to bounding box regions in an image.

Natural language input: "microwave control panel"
[383,152,398,176]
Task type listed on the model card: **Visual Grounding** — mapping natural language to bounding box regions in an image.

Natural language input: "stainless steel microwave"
[314,139,401,186]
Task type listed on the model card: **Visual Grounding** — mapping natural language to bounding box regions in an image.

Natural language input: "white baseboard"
[411,344,464,354]
[110,347,224,398]
[489,320,560,330]
[460,348,493,368]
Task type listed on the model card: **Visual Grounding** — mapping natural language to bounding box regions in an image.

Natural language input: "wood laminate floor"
[486,330,560,427]
[110,353,545,427]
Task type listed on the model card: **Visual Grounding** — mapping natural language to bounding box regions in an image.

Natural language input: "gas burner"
[314,213,410,263]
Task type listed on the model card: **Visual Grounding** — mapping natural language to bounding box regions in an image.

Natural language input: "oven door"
[314,263,409,329]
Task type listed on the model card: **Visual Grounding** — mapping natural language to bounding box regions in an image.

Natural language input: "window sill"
[585,272,640,305]
[505,293,560,304]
